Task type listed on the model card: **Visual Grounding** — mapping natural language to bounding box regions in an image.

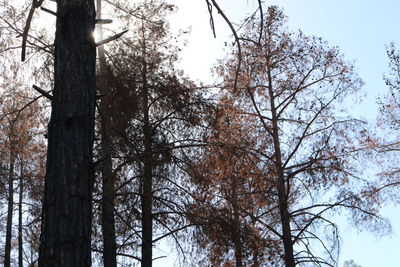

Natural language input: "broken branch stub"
[95,19,113,24]
[95,29,128,47]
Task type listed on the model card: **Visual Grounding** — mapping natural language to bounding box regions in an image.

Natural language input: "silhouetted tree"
[89,1,211,265]
[38,0,97,266]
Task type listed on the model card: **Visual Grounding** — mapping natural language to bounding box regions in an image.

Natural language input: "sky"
[166,0,400,266]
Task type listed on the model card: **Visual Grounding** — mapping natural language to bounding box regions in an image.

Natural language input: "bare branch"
[40,7,57,16]
[21,0,45,61]
[95,30,128,47]
[209,0,242,92]
[32,85,53,100]
[95,19,113,24]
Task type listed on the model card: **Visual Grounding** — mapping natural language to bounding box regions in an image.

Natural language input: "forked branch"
[32,84,53,100]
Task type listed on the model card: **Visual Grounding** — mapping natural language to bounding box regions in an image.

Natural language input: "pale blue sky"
[168,1,400,266]
[273,2,400,266]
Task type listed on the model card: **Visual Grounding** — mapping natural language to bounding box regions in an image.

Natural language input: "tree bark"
[18,160,24,267]
[233,222,243,267]
[4,156,15,267]
[141,43,153,267]
[96,0,117,266]
[231,178,243,267]
[267,68,295,267]
[38,1,96,266]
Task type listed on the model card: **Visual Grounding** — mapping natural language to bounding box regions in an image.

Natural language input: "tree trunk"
[18,160,24,267]
[277,169,295,267]
[4,157,15,267]
[141,45,153,267]
[233,222,243,267]
[231,178,243,267]
[38,1,96,266]
[253,249,260,267]
[96,1,117,266]
[267,68,295,267]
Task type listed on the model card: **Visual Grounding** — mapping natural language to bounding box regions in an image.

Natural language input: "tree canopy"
[0,1,397,267]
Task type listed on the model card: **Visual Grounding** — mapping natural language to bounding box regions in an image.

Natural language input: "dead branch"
[32,84,53,100]
[21,0,45,61]
[95,30,128,47]
[95,19,113,24]
[40,7,57,16]
[96,93,108,99]
[208,0,242,92]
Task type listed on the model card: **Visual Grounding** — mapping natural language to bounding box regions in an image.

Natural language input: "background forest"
[0,0,399,267]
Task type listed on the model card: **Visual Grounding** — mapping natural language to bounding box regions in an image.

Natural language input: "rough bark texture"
[38,0,96,266]
[4,157,15,267]
[96,0,117,266]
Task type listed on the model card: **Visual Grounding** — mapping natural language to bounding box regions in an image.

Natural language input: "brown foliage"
[188,6,387,267]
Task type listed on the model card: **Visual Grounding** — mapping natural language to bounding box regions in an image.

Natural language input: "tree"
[3,100,18,267]
[0,0,272,266]
[365,43,400,214]
[0,5,48,263]
[95,0,117,266]
[88,1,211,266]
[214,6,385,266]
[343,259,362,267]
[0,85,46,267]
[381,42,400,131]
[374,43,400,190]
[38,0,97,265]
[186,99,281,267]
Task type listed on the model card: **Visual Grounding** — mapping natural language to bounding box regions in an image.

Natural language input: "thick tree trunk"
[96,1,117,266]
[4,157,15,267]
[141,54,153,267]
[38,1,96,266]
[18,161,24,267]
